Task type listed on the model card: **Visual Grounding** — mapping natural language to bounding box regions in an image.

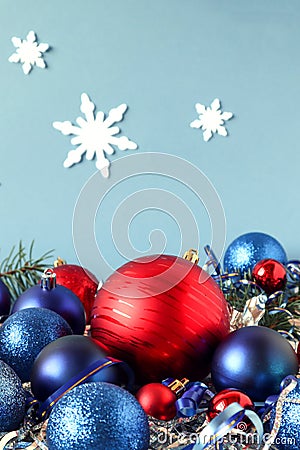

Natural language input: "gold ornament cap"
[54,256,66,267]
[183,249,199,265]
[167,378,190,397]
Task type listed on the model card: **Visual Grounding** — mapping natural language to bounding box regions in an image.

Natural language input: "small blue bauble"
[31,335,133,401]
[211,326,298,401]
[0,307,72,382]
[269,380,300,450]
[0,360,26,431]
[224,232,287,273]
[12,273,86,335]
[0,278,11,316]
[46,382,150,450]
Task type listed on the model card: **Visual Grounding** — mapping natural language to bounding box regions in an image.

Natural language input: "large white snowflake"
[53,93,138,178]
[190,98,233,142]
[8,30,49,75]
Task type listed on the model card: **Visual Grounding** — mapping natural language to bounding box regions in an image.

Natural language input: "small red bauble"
[53,264,99,323]
[252,258,287,295]
[91,254,230,383]
[136,383,177,421]
[207,389,254,422]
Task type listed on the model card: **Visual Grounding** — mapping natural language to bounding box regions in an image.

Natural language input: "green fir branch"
[0,241,54,301]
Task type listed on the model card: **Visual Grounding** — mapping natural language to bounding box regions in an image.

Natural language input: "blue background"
[1,0,299,279]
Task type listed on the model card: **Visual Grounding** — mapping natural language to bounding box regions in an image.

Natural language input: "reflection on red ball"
[91,255,230,384]
[136,383,177,421]
[252,259,287,295]
[53,265,99,323]
[207,389,254,422]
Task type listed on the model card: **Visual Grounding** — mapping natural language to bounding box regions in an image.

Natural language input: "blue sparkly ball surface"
[0,360,26,431]
[224,232,287,273]
[47,382,150,450]
[270,381,300,450]
[0,307,72,382]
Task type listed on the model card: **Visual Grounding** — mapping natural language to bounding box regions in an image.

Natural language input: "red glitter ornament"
[136,383,177,421]
[53,264,99,323]
[207,389,254,422]
[252,258,287,295]
[91,254,230,383]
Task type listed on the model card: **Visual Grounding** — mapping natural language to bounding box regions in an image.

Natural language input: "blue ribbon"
[257,375,298,419]
[181,402,263,450]
[286,260,300,282]
[176,382,214,417]
[203,245,221,275]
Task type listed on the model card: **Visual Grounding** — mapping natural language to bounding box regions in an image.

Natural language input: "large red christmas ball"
[252,258,287,295]
[53,264,99,323]
[136,383,177,421]
[91,254,230,383]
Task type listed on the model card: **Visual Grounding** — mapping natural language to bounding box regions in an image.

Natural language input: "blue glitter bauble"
[0,360,26,431]
[0,279,11,316]
[47,382,150,450]
[211,326,298,401]
[269,381,300,450]
[0,307,72,382]
[224,232,287,273]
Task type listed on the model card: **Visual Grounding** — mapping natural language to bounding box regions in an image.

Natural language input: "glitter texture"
[0,360,26,431]
[0,307,72,382]
[46,382,150,450]
[269,380,300,450]
[224,232,287,273]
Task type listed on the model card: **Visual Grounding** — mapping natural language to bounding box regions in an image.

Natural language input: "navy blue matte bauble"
[224,232,287,273]
[0,278,11,316]
[12,279,86,335]
[0,360,26,431]
[211,326,298,401]
[46,382,149,450]
[0,307,72,382]
[31,335,133,401]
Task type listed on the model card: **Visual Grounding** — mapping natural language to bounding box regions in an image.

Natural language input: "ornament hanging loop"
[54,256,66,267]
[183,249,199,264]
[41,268,57,290]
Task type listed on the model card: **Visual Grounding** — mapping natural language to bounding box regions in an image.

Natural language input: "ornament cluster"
[0,232,299,450]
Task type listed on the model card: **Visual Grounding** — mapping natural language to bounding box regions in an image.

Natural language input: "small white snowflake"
[190,98,233,142]
[8,30,49,75]
[53,93,138,178]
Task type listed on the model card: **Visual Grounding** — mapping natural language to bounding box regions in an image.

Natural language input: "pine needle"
[0,241,54,301]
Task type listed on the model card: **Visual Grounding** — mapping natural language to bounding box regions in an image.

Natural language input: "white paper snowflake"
[190,98,233,142]
[8,30,49,75]
[53,93,138,178]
